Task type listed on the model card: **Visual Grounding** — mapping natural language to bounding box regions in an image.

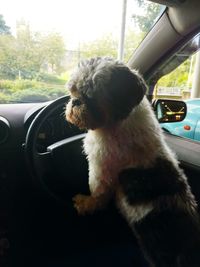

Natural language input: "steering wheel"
[25,95,89,203]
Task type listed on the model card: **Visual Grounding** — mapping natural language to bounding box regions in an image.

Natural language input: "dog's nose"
[72,98,82,107]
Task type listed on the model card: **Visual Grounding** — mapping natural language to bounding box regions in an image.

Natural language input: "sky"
[1,0,137,49]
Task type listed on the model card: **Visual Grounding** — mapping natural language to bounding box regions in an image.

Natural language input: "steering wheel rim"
[25,95,88,203]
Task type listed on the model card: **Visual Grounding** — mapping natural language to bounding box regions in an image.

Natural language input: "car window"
[0,0,164,104]
[154,33,200,142]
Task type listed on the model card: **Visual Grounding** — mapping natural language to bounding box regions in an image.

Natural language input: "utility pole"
[118,0,127,61]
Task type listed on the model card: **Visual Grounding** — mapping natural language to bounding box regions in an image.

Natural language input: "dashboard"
[0,100,82,153]
[0,99,83,217]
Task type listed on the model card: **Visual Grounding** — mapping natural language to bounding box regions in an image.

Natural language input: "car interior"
[0,0,200,266]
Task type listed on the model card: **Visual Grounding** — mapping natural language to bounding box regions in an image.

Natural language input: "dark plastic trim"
[164,132,200,170]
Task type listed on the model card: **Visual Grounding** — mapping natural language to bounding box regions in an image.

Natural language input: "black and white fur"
[65,57,200,267]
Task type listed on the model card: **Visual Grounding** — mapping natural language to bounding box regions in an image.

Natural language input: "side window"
[154,34,200,142]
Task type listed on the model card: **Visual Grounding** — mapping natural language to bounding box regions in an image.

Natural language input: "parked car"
[161,99,200,141]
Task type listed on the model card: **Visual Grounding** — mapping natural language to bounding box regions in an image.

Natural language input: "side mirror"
[152,99,187,123]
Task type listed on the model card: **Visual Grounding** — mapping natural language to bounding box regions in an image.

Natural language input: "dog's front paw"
[73,194,96,215]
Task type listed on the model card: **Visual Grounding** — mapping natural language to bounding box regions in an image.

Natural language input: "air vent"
[0,117,10,144]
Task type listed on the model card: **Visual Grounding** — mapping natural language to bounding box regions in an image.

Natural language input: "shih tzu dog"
[65,57,200,267]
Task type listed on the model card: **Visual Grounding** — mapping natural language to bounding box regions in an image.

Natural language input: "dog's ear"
[108,65,147,121]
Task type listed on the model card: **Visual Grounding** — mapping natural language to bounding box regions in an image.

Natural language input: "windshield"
[0,0,164,103]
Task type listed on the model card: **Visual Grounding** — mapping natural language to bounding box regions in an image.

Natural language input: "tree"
[0,20,67,79]
[124,28,144,62]
[16,20,43,77]
[81,34,118,59]
[15,22,66,76]
[132,1,163,34]
[80,31,143,63]
[157,58,192,88]
[0,14,11,35]
[41,33,66,73]
[0,35,18,78]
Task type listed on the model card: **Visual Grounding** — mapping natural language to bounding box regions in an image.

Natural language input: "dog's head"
[65,57,146,130]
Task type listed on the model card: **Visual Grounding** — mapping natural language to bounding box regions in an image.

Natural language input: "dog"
[65,57,200,267]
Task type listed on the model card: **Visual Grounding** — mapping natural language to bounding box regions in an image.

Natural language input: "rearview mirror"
[152,99,187,123]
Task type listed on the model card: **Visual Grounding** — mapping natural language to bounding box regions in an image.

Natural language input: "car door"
[194,119,200,141]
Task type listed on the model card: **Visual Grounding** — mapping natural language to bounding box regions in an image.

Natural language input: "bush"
[0,92,10,103]
[36,72,67,84]
[0,79,39,92]
[0,76,68,103]
[11,87,67,102]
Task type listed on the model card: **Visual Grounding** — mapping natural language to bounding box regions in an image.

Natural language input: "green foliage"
[35,72,66,84]
[0,76,67,103]
[15,21,43,77]
[157,58,191,88]
[124,29,144,62]
[59,72,71,82]
[0,35,18,79]
[0,14,11,35]
[80,30,144,63]
[81,34,118,59]
[0,92,10,103]
[12,89,50,102]
[0,21,67,80]
[133,1,163,34]
[11,87,66,102]
[0,79,41,92]
[41,32,66,73]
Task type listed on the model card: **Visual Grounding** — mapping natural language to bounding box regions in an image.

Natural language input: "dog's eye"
[72,98,82,107]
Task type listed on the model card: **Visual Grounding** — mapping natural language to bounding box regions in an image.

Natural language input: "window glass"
[155,33,200,142]
[0,0,164,103]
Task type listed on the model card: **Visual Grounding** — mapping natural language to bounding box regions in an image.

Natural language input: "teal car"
[161,99,200,141]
